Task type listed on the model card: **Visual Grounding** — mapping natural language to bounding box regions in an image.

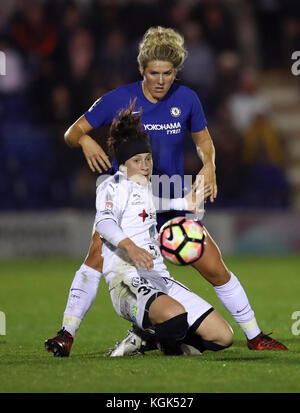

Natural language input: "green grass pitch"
[0,255,300,393]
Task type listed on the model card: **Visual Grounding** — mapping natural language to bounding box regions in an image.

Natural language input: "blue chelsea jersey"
[84,81,207,179]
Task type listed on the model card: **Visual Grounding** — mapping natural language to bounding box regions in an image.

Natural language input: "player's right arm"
[64,115,111,173]
[95,177,154,271]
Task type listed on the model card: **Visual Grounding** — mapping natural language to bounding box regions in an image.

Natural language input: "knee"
[148,295,188,355]
[154,312,189,355]
[217,328,234,348]
[198,312,234,349]
[204,325,234,349]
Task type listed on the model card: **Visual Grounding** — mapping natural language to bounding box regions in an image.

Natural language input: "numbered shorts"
[108,271,213,331]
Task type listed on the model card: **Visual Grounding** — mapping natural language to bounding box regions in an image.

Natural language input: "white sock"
[214,272,261,340]
[63,263,102,337]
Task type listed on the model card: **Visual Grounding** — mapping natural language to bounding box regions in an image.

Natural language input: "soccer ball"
[158,217,206,265]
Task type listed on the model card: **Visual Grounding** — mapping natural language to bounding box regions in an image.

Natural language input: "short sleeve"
[189,90,207,133]
[84,90,118,129]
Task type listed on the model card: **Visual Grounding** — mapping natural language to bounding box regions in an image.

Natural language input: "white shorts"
[108,271,213,331]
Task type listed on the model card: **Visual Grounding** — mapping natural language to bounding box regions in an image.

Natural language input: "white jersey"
[95,172,168,286]
[95,171,213,330]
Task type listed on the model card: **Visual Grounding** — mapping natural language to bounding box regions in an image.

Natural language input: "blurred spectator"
[11,1,58,59]
[253,0,283,69]
[64,27,97,117]
[191,0,238,54]
[98,30,132,84]
[90,2,123,40]
[227,69,289,208]
[242,117,286,168]
[203,6,237,53]
[0,1,17,34]
[70,166,96,209]
[53,1,86,63]
[207,103,245,208]
[50,0,83,31]
[0,36,31,124]
[211,51,241,107]
[242,120,289,208]
[0,36,28,95]
[67,27,95,80]
[227,69,270,133]
[180,22,217,104]
[51,85,72,123]
[167,1,191,32]
[282,17,300,67]
[30,58,60,123]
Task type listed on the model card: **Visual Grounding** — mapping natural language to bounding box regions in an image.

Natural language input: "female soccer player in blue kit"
[45,26,286,356]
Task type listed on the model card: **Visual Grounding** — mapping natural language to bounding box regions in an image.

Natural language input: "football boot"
[247,331,287,350]
[106,325,157,357]
[45,328,74,357]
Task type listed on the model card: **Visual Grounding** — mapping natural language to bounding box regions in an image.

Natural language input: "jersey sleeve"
[189,90,207,133]
[95,176,128,225]
[96,219,127,247]
[84,89,119,129]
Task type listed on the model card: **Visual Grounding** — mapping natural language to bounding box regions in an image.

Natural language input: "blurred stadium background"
[0,0,300,259]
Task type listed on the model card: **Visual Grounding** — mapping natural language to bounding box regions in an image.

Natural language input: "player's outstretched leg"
[108,225,288,354]
[192,228,287,351]
[45,232,103,357]
[107,310,234,357]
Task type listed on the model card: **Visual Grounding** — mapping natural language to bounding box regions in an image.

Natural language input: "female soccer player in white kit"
[94,103,233,356]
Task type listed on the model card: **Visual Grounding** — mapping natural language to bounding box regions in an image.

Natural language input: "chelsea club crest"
[170,107,181,117]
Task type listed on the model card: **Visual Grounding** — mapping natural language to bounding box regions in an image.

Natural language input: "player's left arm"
[191,127,217,203]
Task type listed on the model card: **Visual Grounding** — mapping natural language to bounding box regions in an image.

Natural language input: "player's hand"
[185,180,210,213]
[78,135,111,173]
[194,163,217,203]
[119,239,155,271]
[128,245,155,271]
